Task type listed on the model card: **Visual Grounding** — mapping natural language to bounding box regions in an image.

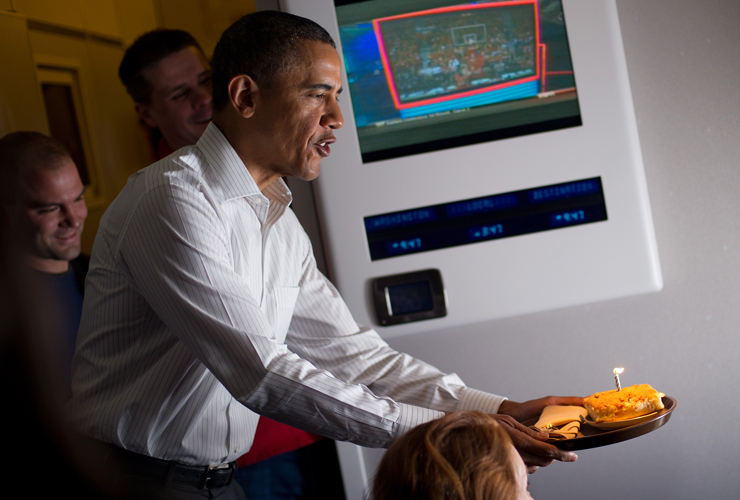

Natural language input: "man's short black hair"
[0,131,71,202]
[211,10,336,111]
[0,131,70,174]
[118,29,203,104]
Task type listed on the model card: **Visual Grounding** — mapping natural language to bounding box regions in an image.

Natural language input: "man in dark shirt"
[0,131,89,399]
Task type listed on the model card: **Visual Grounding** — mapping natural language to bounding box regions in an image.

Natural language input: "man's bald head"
[0,131,88,273]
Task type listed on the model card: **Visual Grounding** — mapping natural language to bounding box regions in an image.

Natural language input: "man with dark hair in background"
[73,12,580,499]
[0,131,88,399]
[118,27,345,500]
[118,29,213,158]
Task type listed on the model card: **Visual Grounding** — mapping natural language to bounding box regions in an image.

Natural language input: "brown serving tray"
[530,396,677,451]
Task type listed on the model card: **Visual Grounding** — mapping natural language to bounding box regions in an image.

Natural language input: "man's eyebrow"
[305,83,343,93]
[30,201,61,209]
[29,187,85,208]
[166,84,188,97]
[166,70,211,97]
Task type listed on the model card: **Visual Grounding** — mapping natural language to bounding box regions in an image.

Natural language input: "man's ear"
[228,75,258,119]
[134,102,158,129]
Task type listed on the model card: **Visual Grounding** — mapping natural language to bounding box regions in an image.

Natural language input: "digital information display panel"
[335,0,581,162]
[364,177,607,260]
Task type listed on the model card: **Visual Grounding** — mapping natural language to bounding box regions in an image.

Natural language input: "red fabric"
[156,137,324,467]
[156,137,174,161]
[237,418,324,466]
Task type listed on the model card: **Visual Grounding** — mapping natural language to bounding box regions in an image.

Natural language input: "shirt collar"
[195,122,262,201]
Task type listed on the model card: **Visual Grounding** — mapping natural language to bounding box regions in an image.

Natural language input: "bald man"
[0,131,88,398]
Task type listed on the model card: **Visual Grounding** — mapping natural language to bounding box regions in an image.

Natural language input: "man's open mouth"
[315,137,336,157]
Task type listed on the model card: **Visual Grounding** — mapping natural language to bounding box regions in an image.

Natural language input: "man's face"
[21,158,88,264]
[136,46,213,150]
[253,41,344,182]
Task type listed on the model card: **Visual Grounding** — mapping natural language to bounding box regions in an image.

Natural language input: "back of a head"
[210,10,336,111]
[372,411,519,500]
[118,29,202,104]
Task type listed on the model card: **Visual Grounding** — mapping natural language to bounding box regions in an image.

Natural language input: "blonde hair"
[372,411,520,500]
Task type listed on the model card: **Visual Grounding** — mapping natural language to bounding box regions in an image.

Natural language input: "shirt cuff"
[457,387,508,414]
[395,403,445,440]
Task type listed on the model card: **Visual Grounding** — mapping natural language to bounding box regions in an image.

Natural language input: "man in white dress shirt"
[70,11,581,499]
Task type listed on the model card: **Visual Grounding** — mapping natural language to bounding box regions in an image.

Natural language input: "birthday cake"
[583,384,665,423]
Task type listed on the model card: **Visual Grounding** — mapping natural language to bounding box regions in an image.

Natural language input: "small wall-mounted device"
[371,269,447,326]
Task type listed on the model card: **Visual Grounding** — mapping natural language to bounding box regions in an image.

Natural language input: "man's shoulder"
[141,146,208,189]
[99,149,214,243]
[113,147,214,210]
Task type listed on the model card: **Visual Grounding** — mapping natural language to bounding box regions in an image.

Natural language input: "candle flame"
[614,367,624,375]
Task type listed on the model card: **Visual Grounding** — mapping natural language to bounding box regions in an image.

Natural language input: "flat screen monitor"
[335,0,581,162]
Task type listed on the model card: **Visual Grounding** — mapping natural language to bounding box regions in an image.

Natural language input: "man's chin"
[298,161,322,182]
[50,243,82,262]
[301,169,320,182]
[193,121,211,136]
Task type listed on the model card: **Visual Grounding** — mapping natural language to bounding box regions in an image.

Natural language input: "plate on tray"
[583,410,662,430]
[526,396,676,451]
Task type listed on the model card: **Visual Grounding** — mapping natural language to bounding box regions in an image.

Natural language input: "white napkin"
[532,406,589,440]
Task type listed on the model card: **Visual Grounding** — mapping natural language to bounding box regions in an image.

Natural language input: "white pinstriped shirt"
[70,123,506,466]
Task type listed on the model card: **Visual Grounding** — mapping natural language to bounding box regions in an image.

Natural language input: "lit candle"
[614,367,624,391]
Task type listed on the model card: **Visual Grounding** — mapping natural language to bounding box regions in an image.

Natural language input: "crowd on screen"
[382,10,536,100]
